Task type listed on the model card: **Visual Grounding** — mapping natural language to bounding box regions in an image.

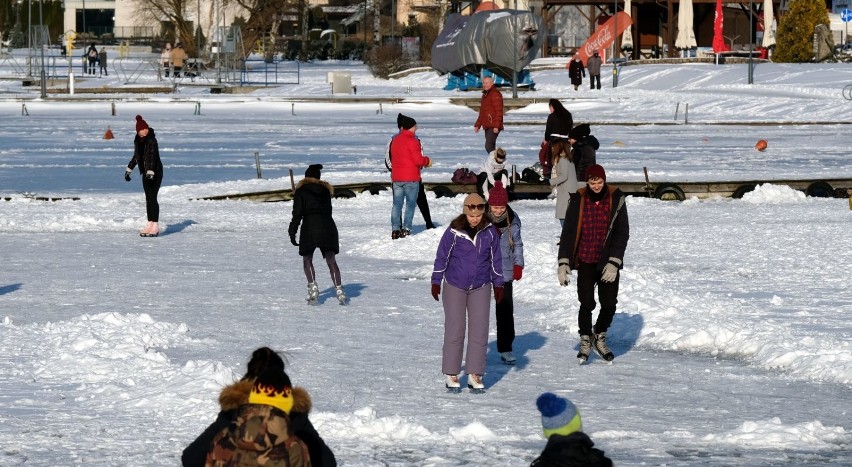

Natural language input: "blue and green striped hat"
[536,392,583,438]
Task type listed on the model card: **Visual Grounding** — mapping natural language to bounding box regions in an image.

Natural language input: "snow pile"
[740,183,807,204]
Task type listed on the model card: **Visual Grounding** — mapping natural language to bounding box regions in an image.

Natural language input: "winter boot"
[306,282,319,305]
[335,285,349,305]
[593,332,615,362]
[577,335,592,364]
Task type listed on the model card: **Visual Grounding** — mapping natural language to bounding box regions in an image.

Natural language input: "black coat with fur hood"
[288,178,340,256]
[182,379,336,467]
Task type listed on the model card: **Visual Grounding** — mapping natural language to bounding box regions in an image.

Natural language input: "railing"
[239,59,300,86]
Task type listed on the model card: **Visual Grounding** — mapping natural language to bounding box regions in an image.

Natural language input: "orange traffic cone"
[103,126,114,140]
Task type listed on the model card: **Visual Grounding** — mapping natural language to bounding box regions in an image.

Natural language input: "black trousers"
[416,182,434,228]
[142,173,163,222]
[576,262,619,335]
[495,280,515,352]
[590,74,601,89]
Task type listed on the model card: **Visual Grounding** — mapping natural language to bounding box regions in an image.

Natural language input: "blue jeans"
[392,182,419,231]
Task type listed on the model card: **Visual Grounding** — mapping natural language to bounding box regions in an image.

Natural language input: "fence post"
[21,103,28,116]
[674,102,680,121]
[684,103,689,124]
[289,168,295,191]
[291,103,295,116]
[194,101,202,115]
[111,102,116,116]
[254,151,262,179]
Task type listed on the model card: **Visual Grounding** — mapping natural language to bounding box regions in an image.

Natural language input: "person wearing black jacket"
[540,99,573,179]
[182,347,336,467]
[288,164,347,305]
[557,164,629,364]
[124,115,163,237]
[568,124,599,182]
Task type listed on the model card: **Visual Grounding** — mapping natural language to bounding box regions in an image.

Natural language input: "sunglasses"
[465,203,486,211]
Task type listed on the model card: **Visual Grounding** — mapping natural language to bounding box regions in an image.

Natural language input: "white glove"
[557,259,571,286]
[601,257,622,283]
[145,170,155,180]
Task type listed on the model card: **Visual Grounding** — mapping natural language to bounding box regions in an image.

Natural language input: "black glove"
[431,284,441,301]
[124,168,132,182]
[289,234,298,246]
[145,170,155,180]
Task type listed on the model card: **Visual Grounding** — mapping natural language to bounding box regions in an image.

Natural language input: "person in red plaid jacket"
[556,164,629,364]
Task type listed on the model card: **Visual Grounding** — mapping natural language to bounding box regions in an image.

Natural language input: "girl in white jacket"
[479,147,510,201]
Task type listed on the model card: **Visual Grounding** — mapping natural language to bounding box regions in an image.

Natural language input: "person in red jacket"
[474,76,504,154]
[389,114,431,239]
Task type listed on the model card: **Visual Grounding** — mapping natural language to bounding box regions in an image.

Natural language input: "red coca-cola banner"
[567,12,633,66]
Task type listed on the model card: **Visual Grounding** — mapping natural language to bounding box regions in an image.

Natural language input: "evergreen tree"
[774,0,830,62]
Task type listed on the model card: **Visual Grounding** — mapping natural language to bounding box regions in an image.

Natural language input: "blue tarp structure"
[444,69,535,91]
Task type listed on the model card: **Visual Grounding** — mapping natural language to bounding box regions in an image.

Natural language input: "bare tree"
[135,0,197,55]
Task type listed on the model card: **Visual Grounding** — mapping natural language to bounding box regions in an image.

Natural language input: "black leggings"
[303,250,341,286]
[416,182,434,228]
[142,173,163,222]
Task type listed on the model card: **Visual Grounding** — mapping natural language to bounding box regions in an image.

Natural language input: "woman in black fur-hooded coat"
[288,164,347,304]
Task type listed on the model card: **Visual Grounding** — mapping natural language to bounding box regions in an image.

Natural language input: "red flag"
[712,0,730,53]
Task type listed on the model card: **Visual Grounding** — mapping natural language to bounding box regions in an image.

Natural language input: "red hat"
[586,164,606,182]
[488,181,509,207]
[135,115,149,132]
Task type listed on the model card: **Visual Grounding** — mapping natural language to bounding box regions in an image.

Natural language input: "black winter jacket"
[288,178,340,256]
[530,432,613,467]
[545,112,573,142]
[127,128,163,175]
[572,135,599,182]
[557,185,629,271]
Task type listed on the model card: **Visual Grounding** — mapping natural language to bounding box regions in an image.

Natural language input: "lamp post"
[511,0,518,98]
[39,0,46,98]
[612,0,619,87]
[748,0,754,84]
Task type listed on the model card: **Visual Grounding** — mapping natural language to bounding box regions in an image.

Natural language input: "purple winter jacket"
[432,223,504,290]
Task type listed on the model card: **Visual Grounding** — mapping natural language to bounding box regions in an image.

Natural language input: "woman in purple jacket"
[431,193,504,391]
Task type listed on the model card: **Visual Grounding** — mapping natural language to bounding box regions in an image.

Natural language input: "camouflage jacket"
[206,403,312,467]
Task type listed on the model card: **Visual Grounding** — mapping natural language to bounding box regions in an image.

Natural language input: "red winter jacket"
[389,130,430,182]
[474,87,504,130]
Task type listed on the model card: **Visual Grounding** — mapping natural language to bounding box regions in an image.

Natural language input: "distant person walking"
[541,99,573,179]
[474,76,504,154]
[549,138,578,227]
[160,43,172,78]
[124,115,163,237]
[568,55,585,91]
[389,114,432,239]
[557,164,629,364]
[587,50,603,90]
[98,48,108,76]
[288,164,348,305]
[170,42,187,77]
[432,193,504,391]
[86,43,98,75]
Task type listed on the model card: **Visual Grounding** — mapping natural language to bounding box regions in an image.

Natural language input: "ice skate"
[500,351,516,365]
[335,285,349,305]
[306,282,319,305]
[577,335,592,364]
[140,222,159,237]
[445,374,461,392]
[467,373,485,393]
[593,332,615,362]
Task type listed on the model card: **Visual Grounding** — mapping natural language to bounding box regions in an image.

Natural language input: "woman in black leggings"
[124,115,163,237]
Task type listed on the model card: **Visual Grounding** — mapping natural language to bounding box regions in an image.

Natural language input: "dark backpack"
[452,168,478,184]
[521,164,547,184]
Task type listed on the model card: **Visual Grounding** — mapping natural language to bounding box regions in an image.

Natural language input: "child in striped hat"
[530,392,613,466]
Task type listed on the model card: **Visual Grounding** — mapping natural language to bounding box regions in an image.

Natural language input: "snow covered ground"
[1,59,850,466]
